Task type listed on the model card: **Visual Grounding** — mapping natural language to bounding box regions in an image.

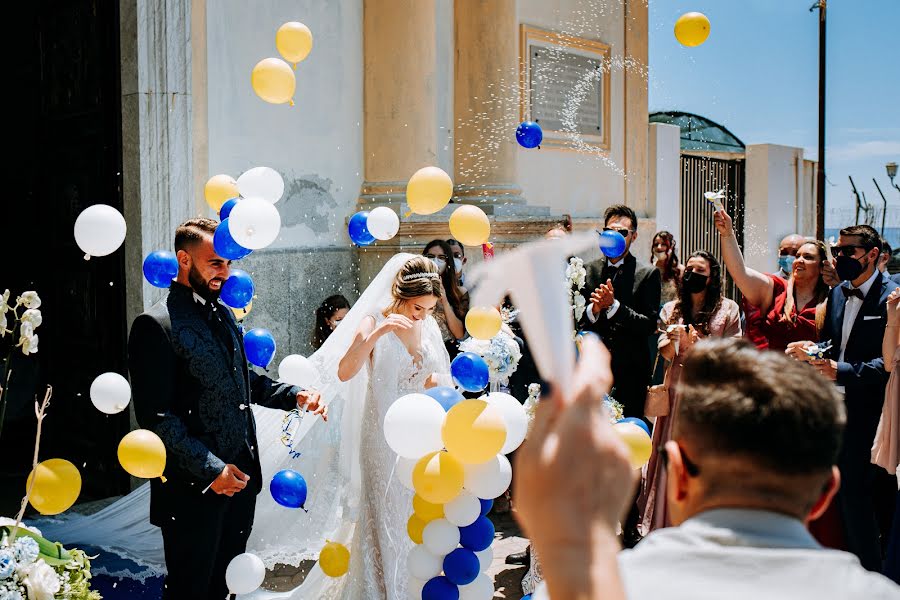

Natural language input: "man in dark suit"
[789,224,891,572]
[581,205,661,420]
[128,218,325,599]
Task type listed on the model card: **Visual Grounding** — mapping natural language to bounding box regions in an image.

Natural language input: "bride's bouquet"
[459,332,522,387]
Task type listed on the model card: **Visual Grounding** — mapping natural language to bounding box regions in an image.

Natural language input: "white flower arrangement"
[566,257,587,326]
[1,290,42,356]
[0,527,100,600]
[459,331,522,387]
[524,383,624,433]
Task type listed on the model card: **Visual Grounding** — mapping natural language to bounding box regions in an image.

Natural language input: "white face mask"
[453,258,463,273]
[431,257,447,273]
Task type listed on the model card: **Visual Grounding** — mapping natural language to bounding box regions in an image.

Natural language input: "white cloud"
[827,140,900,162]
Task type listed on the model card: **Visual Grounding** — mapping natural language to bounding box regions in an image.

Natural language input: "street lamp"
[887,162,899,192]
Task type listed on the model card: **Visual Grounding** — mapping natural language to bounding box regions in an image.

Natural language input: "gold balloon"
[613,422,653,469]
[412,451,465,504]
[406,167,453,215]
[251,58,296,105]
[118,429,167,479]
[205,174,239,212]
[232,301,252,321]
[413,494,444,523]
[319,540,350,577]
[465,306,502,340]
[26,458,82,515]
[442,400,507,465]
[674,12,710,47]
[276,22,313,67]
[407,513,427,544]
[449,205,490,247]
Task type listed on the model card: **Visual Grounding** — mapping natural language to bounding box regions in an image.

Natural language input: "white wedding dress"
[35,253,451,599]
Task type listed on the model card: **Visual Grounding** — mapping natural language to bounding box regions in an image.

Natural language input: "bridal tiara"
[401,272,440,282]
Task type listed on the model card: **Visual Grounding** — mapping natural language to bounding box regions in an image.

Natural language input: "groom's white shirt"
[533,508,898,600]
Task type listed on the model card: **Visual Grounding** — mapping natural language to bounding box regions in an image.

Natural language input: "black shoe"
[505,548,530,565]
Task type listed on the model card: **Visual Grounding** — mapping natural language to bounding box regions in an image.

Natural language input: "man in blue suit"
[789,224,892,572]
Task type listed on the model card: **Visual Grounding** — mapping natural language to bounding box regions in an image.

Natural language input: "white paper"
[704,189,726,212]
[467,232,597,397]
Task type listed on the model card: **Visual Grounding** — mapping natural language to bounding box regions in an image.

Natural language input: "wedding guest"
[787,224,893,572]
[651,231,684,304]
[311,294,351,350]
[877,240,892,274]
[714,210,829,351]
[639,251,741,533]
[446,238,467,286]
[529,338,899,600]
[873,286,900,583]
[776,233,806,279]
[423,239,469,358]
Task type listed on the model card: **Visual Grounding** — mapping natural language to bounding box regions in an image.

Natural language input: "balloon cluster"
[347,207,402,247]
[251,21,314,105]
[382,349,526,599]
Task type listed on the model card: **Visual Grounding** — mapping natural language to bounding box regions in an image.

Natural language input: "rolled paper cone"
[674,338,680,356]
[482,243,494,260]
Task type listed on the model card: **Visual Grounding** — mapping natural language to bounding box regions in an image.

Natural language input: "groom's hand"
[298,390,328,422]
[210,464,250,496]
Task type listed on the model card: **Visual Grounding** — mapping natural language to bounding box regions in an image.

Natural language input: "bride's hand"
[376,313,414,337]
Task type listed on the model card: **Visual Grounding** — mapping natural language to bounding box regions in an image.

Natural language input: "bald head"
[779,234,805,257]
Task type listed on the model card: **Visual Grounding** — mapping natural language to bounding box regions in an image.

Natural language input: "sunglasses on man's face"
[831,245,867,258]
[603,227,632,237]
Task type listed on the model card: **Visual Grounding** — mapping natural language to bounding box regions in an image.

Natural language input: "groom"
[128,218,324,599]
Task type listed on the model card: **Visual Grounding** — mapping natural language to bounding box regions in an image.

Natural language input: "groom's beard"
[188,264,223,301]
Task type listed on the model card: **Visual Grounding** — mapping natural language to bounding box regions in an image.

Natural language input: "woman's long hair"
[312,294,351,350]
[652,231,681,282]
[781,240,830,333]
[423,239,464,317]
[668,251,723,335]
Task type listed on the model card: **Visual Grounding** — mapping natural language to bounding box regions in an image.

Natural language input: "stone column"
[623,0,649,215]
[453,0,524,208]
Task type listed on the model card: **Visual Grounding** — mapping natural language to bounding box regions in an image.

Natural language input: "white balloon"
[89,372,131,415]
[225,552,265,594]
[464,454,512,500]
[367,206,400,241]
[396,456,417,491]
[237,166,285,204]
[444,490,481,527]
[422,518,460,556]
[73,204,127,259]
[408,576,426,600]
[383,393,446,458]
[278,354,318,387]
[228,197,282,249]
[458,572,493,600]
[407,545,442,580]
[485,392,528,454]
[475,547,493,573]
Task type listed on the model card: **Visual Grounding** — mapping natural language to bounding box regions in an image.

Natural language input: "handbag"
[644,351,671,418]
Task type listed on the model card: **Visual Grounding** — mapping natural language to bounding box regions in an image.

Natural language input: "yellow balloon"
[231,301,252,321]
[449,205,490,247]
[613,422,652,469]
[674,12,710,47]
[118,429,167,479]
[413,494,444,523]
[412,451,465,504]
[465,306,502,340]
[442,400,507,465]
[205,174,239,212]
[26,459,81,515]
[251,58,296,105]
[406,167,453,215]
[319,540,350,577]
[407,513,427,543]
[276,22,313,66]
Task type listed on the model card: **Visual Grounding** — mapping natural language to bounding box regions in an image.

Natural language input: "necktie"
[841,286,864,301]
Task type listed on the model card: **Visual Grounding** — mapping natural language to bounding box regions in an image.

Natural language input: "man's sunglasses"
[831,244,870,258]
[659,444,701,477]
[602,227,633,237]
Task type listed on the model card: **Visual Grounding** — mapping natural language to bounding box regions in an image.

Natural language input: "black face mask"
[835,254,866,282]
[682,271,709,294]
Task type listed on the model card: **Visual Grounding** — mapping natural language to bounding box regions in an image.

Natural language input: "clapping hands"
[590,279,616,315]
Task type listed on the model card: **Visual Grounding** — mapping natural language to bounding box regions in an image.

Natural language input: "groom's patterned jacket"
[128,282,299,525]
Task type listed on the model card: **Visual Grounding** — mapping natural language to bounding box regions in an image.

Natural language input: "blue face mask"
[777,255,795,274]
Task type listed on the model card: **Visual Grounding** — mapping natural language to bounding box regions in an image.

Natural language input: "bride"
[36,253,452,599]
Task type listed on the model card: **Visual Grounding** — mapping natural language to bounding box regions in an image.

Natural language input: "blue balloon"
[619,417,651,436]
[478,498,493,517]
[442,548,480,586]
[425,386,465,412]
[270,469,308,509]
[218,197,240,220]
[214,218,252,260]
[459,515,495,552]
[523,596,532,600]
[598,230,627,258]
[142,251,178,288]
[244,328,276,368]
[220,269,255,309]
[451,352,490,393]
[516,121,543,149]
[422,576,459,600]
[348,211,376,247]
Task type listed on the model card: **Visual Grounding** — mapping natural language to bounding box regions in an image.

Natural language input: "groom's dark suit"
[128,282,300,599]
[820,272,892,572]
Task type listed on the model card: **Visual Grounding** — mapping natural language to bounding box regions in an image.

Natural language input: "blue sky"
[648,0,900,229]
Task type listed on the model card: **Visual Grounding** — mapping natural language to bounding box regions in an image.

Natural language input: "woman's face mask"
[682,270,709,294]
[430,257,447,273]
[453,258,463,273]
